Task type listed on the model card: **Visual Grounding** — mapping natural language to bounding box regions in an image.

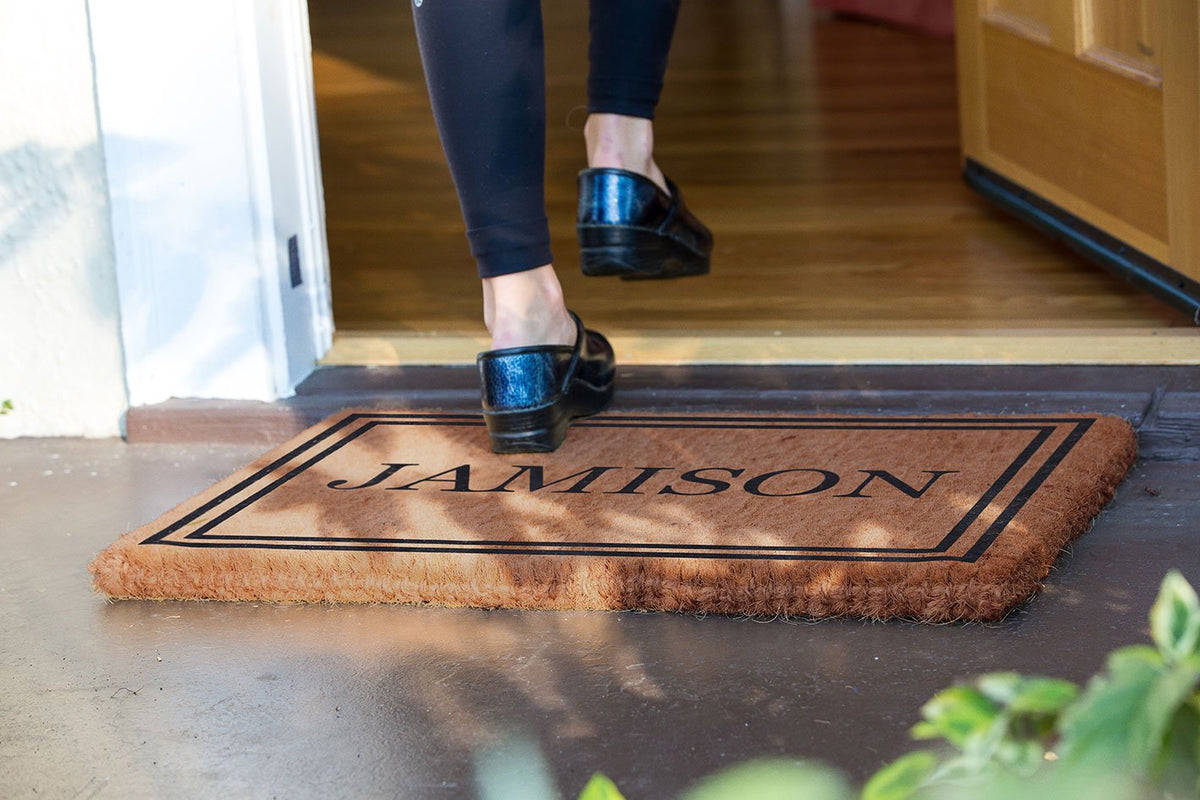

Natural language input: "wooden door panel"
[984,25,1168,243]
[985,0,1076,53]
[957,0,1200,313]
[1081,0,1164,83]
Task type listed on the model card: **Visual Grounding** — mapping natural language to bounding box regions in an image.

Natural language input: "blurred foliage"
[680,760,851,800]
[579,773,627,800]
[580,571,1200,800]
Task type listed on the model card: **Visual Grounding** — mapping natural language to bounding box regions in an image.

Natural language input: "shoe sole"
[578,225,710,280]
[483,378,615,454]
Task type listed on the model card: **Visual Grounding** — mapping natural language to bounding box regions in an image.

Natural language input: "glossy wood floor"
[308,0,1193,364]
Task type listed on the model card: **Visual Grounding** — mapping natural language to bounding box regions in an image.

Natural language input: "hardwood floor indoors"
[307,0,1195,366]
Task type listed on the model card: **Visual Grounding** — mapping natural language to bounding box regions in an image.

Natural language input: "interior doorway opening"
[306,0,1192,367]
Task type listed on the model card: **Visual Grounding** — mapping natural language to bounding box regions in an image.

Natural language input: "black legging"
[412,0,682,279]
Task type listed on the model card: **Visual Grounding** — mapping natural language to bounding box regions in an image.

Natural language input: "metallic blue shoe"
[577,167,713,279]
[477,312,615,453]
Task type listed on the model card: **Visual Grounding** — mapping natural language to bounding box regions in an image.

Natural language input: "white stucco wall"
[0,1,128,438]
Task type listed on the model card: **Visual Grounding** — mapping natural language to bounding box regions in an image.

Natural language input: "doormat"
[90,411,1136,622]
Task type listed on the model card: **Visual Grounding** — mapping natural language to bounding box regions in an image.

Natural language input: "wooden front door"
[955,0,1200,316]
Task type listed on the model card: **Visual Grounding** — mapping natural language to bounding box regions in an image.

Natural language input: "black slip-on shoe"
[477,312,616,454]
[577,167,713,280]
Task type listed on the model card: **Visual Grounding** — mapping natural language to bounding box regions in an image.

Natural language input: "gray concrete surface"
[2,437,1198,799]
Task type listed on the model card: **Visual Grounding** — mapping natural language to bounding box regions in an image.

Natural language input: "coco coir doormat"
[90,411,1136,622]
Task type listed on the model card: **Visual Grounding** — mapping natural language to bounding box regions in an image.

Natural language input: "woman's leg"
[584,0,682,192]
[577,0,709,280]
[411,0,573,349]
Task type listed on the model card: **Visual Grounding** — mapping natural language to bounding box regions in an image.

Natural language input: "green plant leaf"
[579,773,627,800]
[1108,644,1165,676]
[992,737,1046,776]
[922,752,995,786]
[1007,677,1079,715]
[1137,657,1200,768]
[1061,644,1200,776]
[1157,697,1200,799]
[974,673,1023,706]
[0,399,12,414]
[974,671,1080,724]
[680,759,851,800]
[913,687,1001,750]
[922,757,1144,800]
[957,712,1011,765]
[860,750,937,800]
[1151,570,1200,664]
[1059,649,1160,766]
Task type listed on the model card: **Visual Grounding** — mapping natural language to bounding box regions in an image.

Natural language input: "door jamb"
[89,0,331,406]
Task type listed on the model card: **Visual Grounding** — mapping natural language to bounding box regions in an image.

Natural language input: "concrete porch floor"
[4,367,1200,798]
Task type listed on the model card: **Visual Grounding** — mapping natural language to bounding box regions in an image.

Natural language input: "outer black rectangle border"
[140,413,1096,564]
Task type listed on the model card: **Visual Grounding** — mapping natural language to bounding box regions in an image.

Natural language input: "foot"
[584,113,669,196]
[576,170,712,280]
[482,264,576,351]
[479,312,616,453]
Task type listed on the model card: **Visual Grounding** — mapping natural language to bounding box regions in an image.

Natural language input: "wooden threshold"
[324,328,1200,367]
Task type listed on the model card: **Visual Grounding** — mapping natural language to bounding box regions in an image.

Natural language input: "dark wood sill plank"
[126,365,1200,461]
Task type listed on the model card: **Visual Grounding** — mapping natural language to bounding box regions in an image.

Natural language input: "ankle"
[483,266,576,351]
[585,113,668,194]
[489,308,576,351]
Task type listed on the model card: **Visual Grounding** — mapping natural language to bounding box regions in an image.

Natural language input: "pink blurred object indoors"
[812,0,955,38]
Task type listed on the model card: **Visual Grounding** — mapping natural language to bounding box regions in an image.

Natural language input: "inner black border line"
[173,419,1052,553]
[152,417,1055,547]
[963,418,1094,561]
[161,536,942,554]
[178,420,384,539]
[187,424,1052,557]
[144,539,966,563]
[141,413,1095,562]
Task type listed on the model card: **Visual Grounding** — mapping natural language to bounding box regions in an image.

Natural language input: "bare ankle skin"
[585,113,669,195]
[482,264,576,351]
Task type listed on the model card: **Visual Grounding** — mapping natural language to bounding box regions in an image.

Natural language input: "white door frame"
[89,0,331,407]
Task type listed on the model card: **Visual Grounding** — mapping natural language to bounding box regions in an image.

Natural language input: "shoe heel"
[578,225,709,279]
[579,226,671,277]
[483,379,614,454]
[483,403,570,454]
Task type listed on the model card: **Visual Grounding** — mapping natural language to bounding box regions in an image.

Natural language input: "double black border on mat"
[141,413,1094,563]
